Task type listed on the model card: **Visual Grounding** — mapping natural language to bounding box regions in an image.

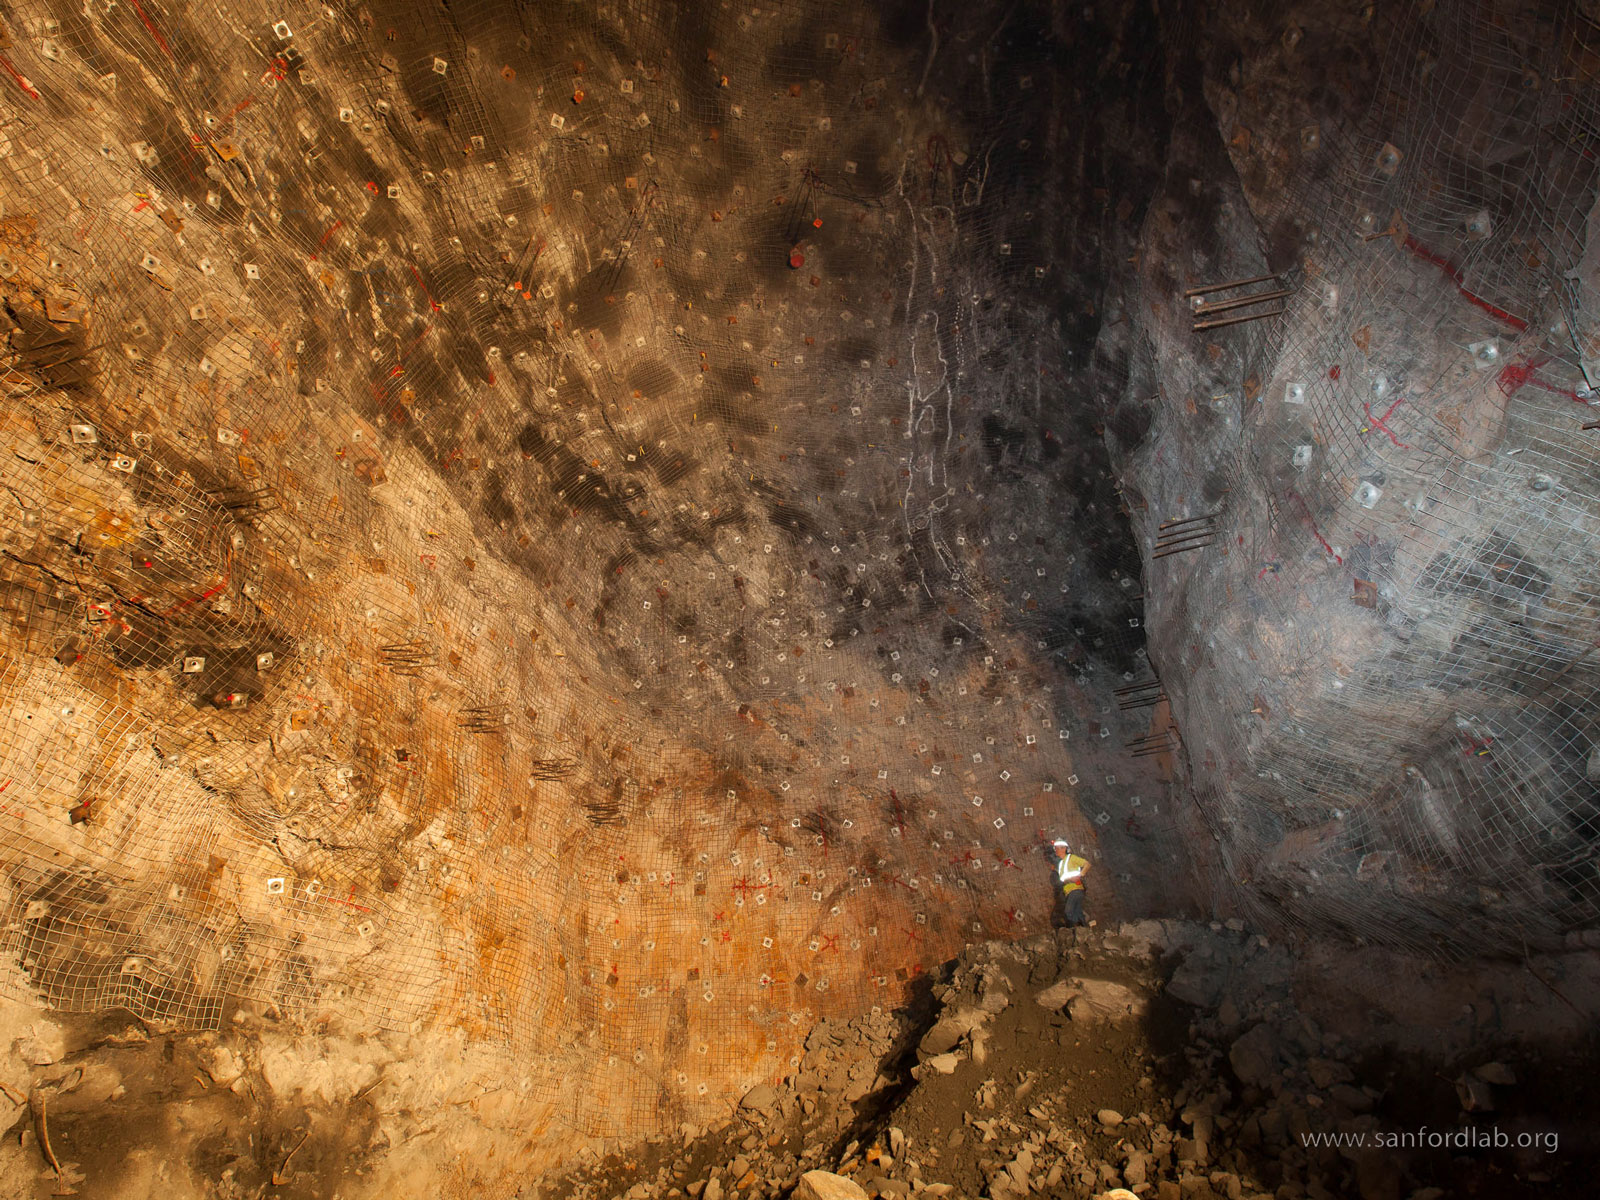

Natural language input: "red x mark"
[732,876,771,900]
[1361,396,1410,448]
[718,929,732,943]
[712,910,726,922]
[1005,907,1021,925]
[818,933,839,953]
[903,927,923,947]
[1001,858,1022,871]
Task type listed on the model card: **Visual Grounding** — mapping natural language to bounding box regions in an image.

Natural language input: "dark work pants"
[1062,888,1085,927]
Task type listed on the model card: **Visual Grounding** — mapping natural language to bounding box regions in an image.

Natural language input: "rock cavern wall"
[1106,0,1600,956]
[0,0,1176,1177]
[4,0,1598,1189]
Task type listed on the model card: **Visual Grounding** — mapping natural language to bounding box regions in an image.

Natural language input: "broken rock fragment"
[793,1169,869,1200]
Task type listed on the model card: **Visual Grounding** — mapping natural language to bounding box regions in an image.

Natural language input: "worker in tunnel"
[1053,838,1091,928]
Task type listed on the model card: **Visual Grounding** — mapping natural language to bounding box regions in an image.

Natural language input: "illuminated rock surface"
[0,0,1597,1195]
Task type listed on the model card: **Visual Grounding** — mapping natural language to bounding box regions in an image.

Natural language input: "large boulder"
[1068,979,1147,1024]
[1166,955,1230,1008]
[922,1052,960,1075]
[1228,1023,1281,1089]
[739,1083,780,1113]
[1036,977,1147,1022]
[793,1170,870,1200]
[918,1017,967,1057]
[917,1006,990,1058]
[1033,979,1077,1010]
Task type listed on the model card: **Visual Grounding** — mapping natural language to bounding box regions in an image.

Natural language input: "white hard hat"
[1052,839,1070,847]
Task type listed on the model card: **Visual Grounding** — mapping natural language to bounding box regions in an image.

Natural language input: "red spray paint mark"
[128,0,173,57]
[410,264,443,312]
[385,323,435,383]
[0,55,39,99]
[1361,396,1410,448]
[1286,489,1342,565]
[311,220,345,261]
[1497,354,1590,405]
[1402,235,1529,332]
[323,885,373,913]
[160,581,229,618]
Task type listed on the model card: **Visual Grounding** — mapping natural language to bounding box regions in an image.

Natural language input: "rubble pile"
[549,921,1598,1200]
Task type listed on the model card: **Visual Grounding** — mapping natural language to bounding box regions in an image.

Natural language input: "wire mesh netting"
[0,0,1175,1141]
[1128,0,1600,955]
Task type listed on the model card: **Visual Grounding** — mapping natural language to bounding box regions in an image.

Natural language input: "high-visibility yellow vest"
[1058,853,1088,894]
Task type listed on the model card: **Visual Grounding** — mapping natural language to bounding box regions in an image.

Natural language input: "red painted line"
[410,264,442,312]
[128,0,173,58]
[323,893,373,914]
[1286,489,1342,565]
[1401,235,1528,332]
[0,55,39,100]
[311,220,345,261]
[161,579,228,618]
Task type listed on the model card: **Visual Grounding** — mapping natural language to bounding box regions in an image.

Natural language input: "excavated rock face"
[1102,0,1600,954]
[0,0,1177,1185]
[2,0,1597,1191]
